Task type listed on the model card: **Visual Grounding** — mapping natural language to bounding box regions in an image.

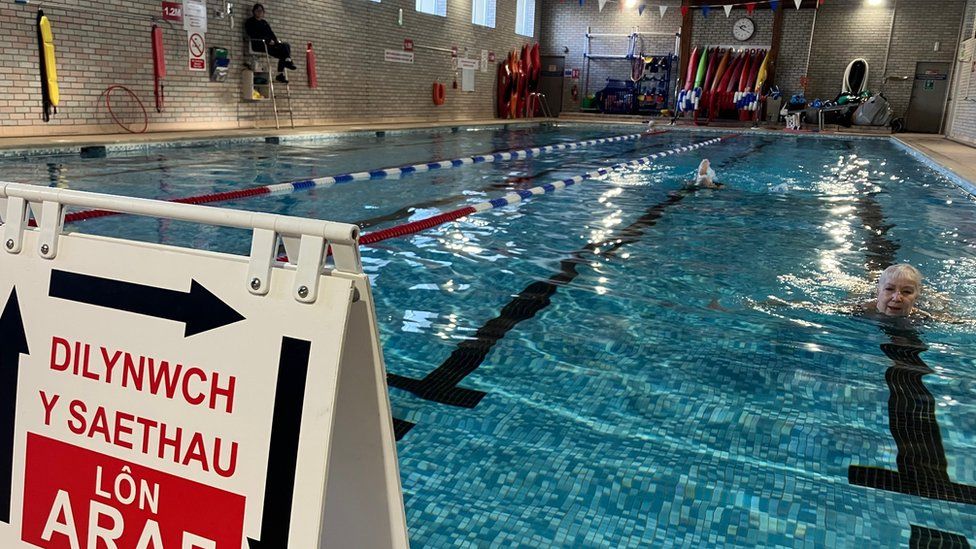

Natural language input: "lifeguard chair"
[241,34,294,129]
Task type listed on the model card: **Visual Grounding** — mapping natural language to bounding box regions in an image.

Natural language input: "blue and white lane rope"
[65,130,666,223]
[263,130,666,193]
[466,135,731,213]
[360,134,737,245]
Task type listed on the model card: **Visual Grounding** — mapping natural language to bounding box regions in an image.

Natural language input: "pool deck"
[893,134,976,195]
[1,117,974,194]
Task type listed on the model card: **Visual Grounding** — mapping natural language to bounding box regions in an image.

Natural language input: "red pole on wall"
[151,24,166,113]
[306,42,318,88]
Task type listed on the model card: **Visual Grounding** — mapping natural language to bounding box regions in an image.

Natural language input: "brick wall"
[538,0,683,113]
[0,0,540,137]
[539,0,969,129]
[947,0,976,144]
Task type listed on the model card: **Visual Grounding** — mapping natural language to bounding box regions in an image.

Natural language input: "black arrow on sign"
[0,288,29,524]
[48,269,244,337]
[248,337,311,549]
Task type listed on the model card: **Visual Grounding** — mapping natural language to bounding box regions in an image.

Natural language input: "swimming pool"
[4,124,975,546]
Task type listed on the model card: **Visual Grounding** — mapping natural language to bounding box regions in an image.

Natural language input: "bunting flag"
[598,0,606,11]
[819,0,825,5]
[794,0,802,8]
[680,5,689,17]
[770,0,779,10]
[638,3,646,15]
[724,4,733,16]
[745,2,756,14]
[702,5,710,17]
[659,5,667,17]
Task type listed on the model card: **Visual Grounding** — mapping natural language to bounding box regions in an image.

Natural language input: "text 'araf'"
[0,182,409,548]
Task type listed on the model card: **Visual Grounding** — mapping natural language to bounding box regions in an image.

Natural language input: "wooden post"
[767,0,786,90]
[678,0,693,89]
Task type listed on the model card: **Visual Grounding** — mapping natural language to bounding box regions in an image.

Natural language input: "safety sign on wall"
[188,32,206,71]
[182,0,207,32]
[161,1,183,22]
[384,49,414,64]
[0,183,409,548]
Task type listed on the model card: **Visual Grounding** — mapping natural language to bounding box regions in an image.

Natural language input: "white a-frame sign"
[0,183,409,548]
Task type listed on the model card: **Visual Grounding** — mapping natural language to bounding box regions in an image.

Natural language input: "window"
[515,0,534,37]
[416,0,446,17]
[472,0,496,27]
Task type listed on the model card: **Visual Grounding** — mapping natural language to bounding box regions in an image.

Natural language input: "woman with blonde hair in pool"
[861,264,929,318]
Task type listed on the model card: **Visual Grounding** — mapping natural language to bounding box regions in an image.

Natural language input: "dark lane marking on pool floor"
[387,188,693,408]
[387,141,766,417]
[848,185,974,544]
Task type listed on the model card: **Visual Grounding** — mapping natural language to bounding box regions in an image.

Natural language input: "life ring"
[432,82,446,105]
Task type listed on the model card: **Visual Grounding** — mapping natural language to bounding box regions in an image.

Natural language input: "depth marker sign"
[0,183,409,548]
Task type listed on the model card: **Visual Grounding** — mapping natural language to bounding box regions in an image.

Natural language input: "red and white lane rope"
[63,130,667,224]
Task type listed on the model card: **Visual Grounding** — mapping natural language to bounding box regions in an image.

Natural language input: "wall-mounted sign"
[188,32,206,71]
[384,49,414,64]
[182,0,206,32]
[403,39,413,52]
[458,58,479,71]
[162,1,183,22]
[488,51,495,63]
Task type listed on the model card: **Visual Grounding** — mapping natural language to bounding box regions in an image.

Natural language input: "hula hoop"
[98,85,148,134]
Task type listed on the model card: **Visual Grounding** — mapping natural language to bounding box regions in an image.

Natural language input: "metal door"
[905,62,950,133]
[539,55,565,116]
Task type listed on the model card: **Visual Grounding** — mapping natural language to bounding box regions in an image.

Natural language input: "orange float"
[432,82,446,105]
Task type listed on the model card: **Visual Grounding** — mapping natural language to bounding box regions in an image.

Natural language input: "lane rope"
[63,130,668,224]
[359,134,739,246]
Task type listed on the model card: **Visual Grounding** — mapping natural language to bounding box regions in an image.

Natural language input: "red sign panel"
[450,46,458,57]
[572,68,580,79]
[162,1,183,22]
[488,51,495,63]
[403,39,413,52]
[189,58,206,70]
[22,433,246,548]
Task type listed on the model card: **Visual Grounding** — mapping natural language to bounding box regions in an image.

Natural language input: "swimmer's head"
[695,159,715,187]
[875,264,922,317]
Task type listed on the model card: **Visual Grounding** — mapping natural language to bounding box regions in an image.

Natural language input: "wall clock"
[733,17,755,41]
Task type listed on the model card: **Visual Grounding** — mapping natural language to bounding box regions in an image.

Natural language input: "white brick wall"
[0,0,541,137]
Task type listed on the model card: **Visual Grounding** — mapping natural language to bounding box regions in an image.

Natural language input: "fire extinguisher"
[306,42,318,88]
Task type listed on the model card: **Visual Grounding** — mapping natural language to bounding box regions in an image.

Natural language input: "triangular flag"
[770,0,779,10]
[638,3,646,15]
[794,0,802,8]
[680,5,688,16]
[659,5,668,17]
[724,4,733,16]
[598,0,606,11]
[745,2,756,14]
[819,0,824,6]
[702,5,710,17]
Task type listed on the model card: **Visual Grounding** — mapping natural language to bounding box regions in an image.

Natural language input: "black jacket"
[244,17,278,44]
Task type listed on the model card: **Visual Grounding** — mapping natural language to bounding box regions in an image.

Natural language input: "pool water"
[4,125,975,547]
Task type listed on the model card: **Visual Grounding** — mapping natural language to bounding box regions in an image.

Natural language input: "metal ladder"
[247,39,295,130]
[526,92,554,118]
